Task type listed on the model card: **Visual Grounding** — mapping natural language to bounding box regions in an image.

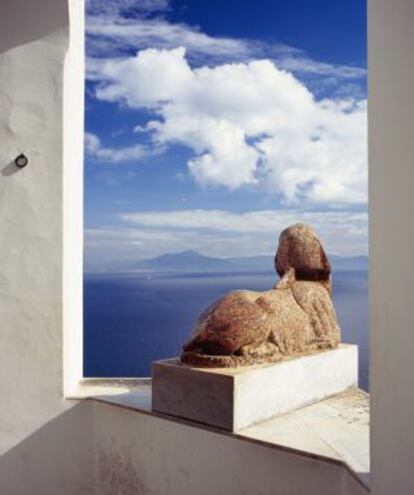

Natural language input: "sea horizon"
[84,268,369,391]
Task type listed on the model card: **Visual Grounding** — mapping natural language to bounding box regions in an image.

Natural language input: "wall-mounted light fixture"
[15,154,28,168]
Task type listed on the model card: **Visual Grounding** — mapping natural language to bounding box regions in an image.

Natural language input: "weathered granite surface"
[181,223,341,367]
[276,223,332,293]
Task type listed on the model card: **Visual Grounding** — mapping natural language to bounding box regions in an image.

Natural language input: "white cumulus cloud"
[119,208,367,239]
[85,4,366,81]
[90,48,367,204]
[85,132,145,163]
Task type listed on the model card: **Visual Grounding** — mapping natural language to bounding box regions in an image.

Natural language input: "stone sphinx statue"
[181,224,341,367]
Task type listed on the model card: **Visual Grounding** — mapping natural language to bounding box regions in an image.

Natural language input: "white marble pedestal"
[152,344,358,431]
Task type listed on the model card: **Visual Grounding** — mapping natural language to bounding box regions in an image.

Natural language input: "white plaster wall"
[63,0,85,397]
[369,1,414,493]
[0,0,374,493]
[0,0,91,493]
[92,401,367,495]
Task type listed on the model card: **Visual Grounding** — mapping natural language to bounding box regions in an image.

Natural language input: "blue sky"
[84,0,367,272]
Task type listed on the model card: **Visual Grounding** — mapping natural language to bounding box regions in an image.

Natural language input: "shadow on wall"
[0,402,94,495]
[2,160,23,177]
[0,0,68,55]
[92,401,369,495]
[0,397,370,495]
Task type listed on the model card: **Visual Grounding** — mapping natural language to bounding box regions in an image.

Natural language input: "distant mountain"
[133,251,368,273]
[134,250,236,272]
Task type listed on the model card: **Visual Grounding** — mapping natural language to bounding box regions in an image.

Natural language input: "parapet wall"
[0,1,89,493]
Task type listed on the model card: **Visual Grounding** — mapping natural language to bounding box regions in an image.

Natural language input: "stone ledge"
[152,344,358,431]
[92,385,369,492]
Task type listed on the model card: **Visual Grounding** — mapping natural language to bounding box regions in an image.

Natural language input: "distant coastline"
[85,250,368,275]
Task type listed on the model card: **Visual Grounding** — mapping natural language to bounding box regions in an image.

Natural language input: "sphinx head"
[275,223,331,292]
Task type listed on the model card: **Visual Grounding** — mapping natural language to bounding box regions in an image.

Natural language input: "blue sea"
[84,270,369,391]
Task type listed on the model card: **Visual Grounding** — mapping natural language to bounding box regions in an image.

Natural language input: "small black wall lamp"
[15,154,28,168]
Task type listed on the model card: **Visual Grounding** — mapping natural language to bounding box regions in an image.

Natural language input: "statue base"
[151,344,358,432]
